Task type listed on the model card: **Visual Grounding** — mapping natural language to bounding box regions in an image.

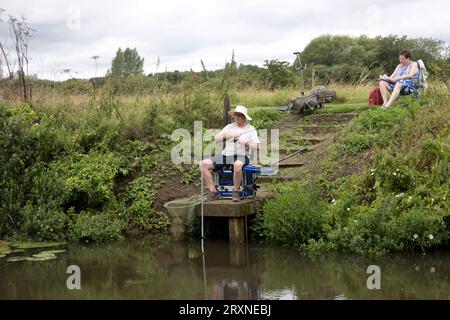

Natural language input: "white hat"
[228,105,252,121]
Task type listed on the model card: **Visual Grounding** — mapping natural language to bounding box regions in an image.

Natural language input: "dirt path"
[258,111,359,183]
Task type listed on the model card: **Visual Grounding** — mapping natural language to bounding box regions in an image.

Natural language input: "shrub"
[69,212,125,242]
[20,203,69,241]
[342,132,371,154]
[120,176,170,230]
[248,108,283,130]
[393,207,448,251]
[255,182,328,245]
[51,151,126,211]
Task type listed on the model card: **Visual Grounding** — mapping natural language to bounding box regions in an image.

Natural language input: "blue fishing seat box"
[214,165,259,199]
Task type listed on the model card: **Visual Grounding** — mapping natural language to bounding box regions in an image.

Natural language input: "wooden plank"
[195,189,272,218]
[195,198,262,217]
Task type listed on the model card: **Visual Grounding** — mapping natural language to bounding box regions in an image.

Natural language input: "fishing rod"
[271,146,307,165]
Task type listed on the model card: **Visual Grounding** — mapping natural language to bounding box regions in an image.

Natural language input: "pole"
[200,167,207,299]
[223,94,230,146]
[294,52,306,96]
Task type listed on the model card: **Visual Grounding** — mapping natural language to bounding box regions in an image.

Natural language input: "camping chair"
[402,59,428,98]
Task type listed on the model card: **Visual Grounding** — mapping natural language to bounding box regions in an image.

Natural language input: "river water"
[1,237,449,299]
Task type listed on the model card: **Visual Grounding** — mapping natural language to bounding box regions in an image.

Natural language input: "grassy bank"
[254,85,450,255]
[0,82,296,242]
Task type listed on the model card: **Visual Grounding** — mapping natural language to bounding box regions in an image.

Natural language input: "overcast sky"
[0,0,449,80]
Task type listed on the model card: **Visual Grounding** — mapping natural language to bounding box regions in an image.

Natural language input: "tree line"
[93,34,450,92]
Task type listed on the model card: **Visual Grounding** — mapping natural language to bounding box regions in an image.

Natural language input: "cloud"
[0,0,448,80]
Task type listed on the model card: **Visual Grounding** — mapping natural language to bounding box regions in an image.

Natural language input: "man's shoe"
[204,191,218,202]
[232,190,241,202]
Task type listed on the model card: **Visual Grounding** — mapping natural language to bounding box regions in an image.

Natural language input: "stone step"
[309,112,359,123]
[257,175,298,183]
[285,135,326,145]
[297,125,344,134]
[277,161,305,168]
[278,146,313,155]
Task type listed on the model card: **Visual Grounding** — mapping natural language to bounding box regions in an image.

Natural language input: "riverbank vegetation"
[254,86,450,255]
[1,31,449,254]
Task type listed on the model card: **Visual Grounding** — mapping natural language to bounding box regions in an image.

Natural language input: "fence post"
[223,94,230,149]
[223,93,230,127]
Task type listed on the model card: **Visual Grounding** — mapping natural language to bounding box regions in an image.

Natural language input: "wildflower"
[428,234,434,240]
[346,207,350,211]
[331,199,337,205]
[413,234,418,240]
[395,193,404,198]
[393,172,397,176]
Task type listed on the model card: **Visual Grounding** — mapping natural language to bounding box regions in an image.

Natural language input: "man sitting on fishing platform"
[199,105,260,203]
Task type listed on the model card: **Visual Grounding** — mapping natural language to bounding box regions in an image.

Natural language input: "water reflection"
[0,237,449,299]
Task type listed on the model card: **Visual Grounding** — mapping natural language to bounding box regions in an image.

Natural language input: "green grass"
[316,102,371,114]
[255,87,450,255]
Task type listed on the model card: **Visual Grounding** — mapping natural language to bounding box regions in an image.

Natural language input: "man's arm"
[215,128,238,143]
[239,132,260,150]
[245,142,260,150]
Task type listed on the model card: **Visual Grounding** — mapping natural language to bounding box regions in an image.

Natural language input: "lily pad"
[32,252,57,259]
[38,250,66,255]
[0,244,12,255]
[6,256,28,262]
[10,241,67,250]
[26,255,57,261]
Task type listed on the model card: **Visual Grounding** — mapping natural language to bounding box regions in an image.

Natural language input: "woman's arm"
[388,65,400,82]
[398,62,418,80]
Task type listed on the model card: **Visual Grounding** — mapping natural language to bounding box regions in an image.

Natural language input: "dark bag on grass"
[369,86,383,106]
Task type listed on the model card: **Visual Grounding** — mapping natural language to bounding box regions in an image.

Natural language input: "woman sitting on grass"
[378,49,420,109]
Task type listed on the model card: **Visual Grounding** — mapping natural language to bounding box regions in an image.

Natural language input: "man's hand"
[225,132,240,140]
[238,136,250,149]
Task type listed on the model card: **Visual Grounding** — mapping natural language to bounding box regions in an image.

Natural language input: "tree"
[263,59,296,90]
[110,47,144,77]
